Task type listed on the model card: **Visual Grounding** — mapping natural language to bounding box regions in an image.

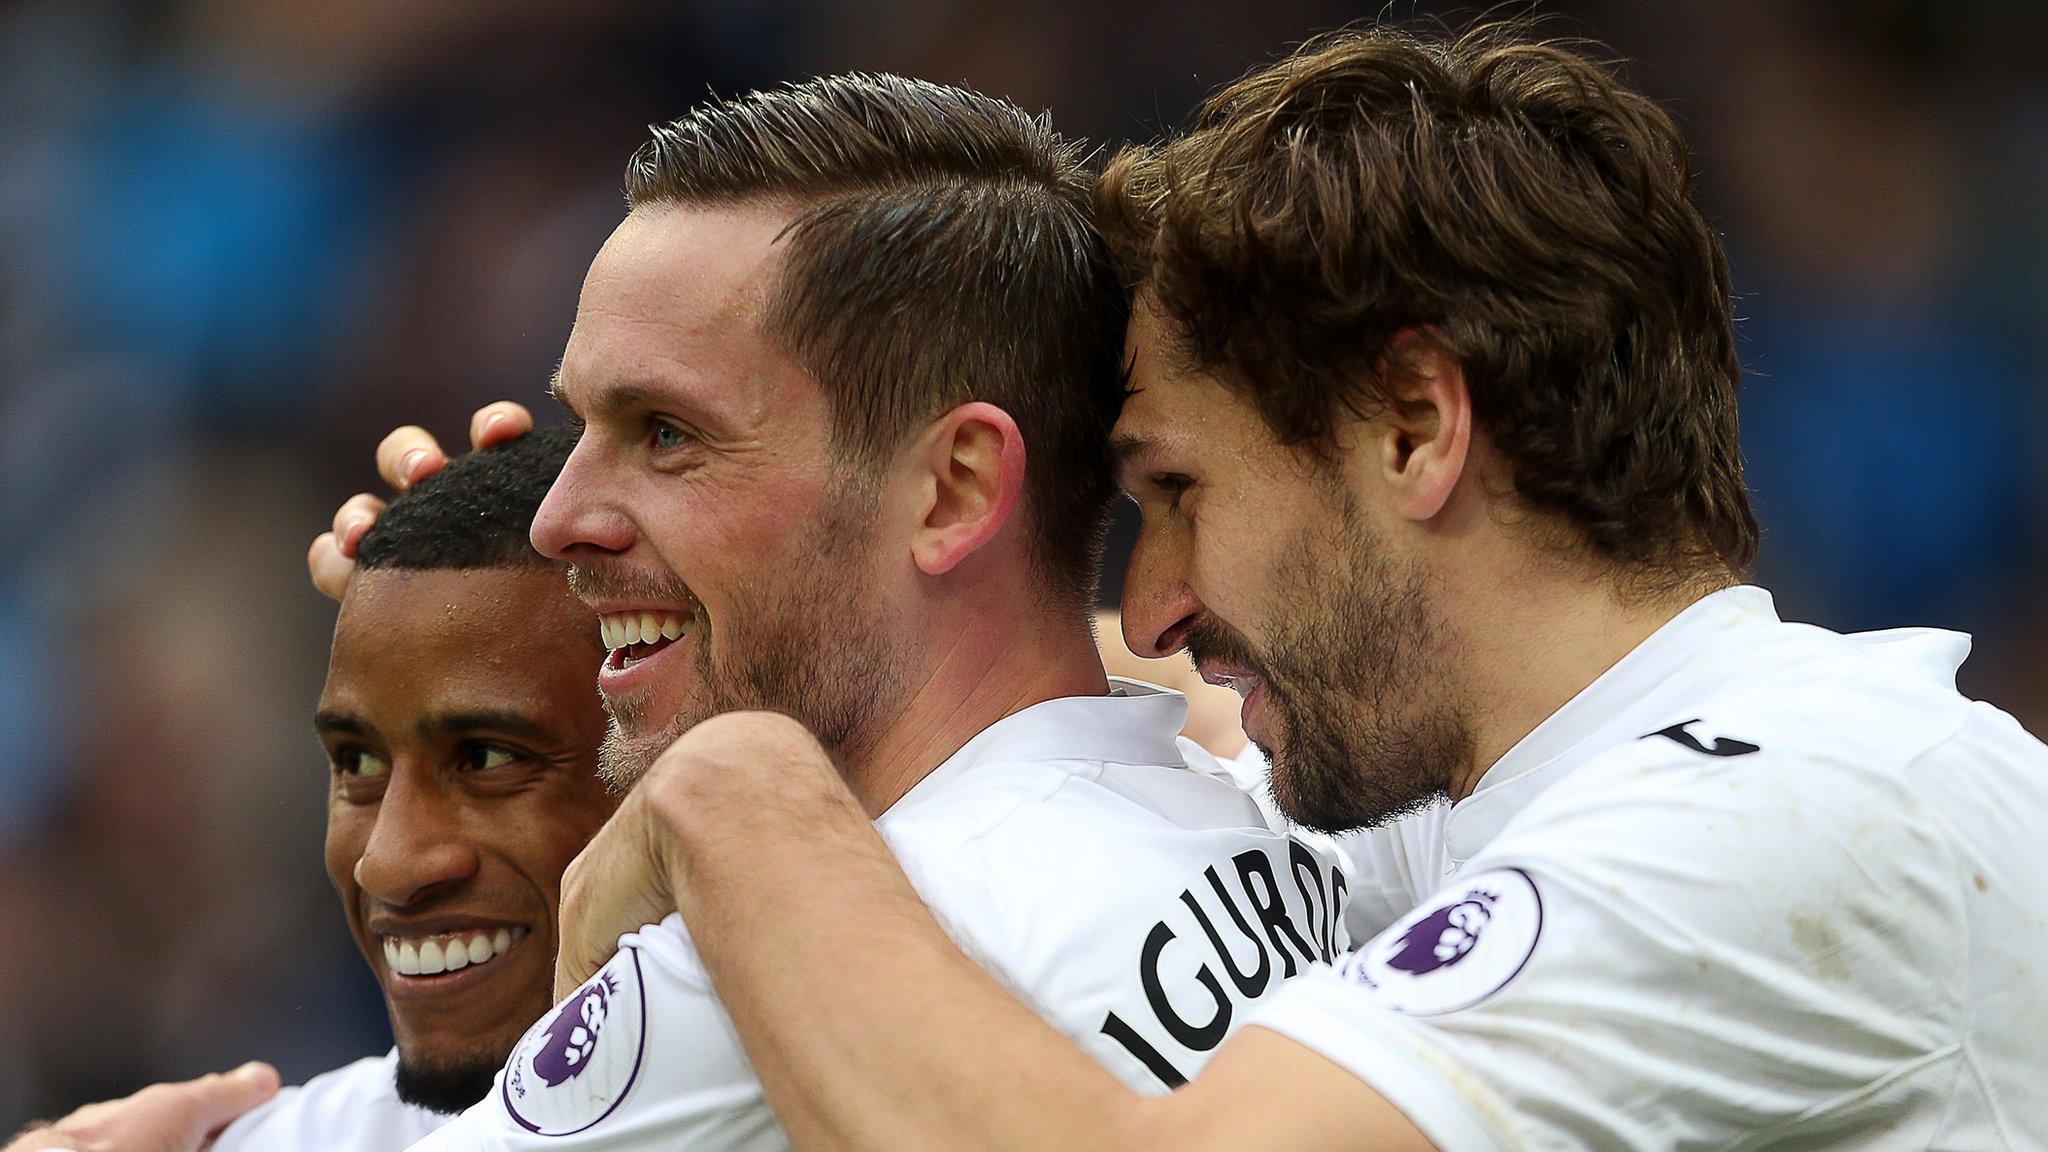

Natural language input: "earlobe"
[911,402,1026,576]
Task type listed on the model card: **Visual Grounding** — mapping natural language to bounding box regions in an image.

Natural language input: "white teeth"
[597,610,692,652]
[382,927,526,977]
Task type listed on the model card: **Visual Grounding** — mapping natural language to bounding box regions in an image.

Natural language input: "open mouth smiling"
[381,925,530,977]
[598,610,696,672]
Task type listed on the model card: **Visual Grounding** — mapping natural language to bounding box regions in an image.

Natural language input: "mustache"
[1182,616,1268,679]
[566,563,698,607]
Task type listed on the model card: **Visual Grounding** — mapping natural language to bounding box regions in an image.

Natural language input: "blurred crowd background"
[3,0,2046,1125]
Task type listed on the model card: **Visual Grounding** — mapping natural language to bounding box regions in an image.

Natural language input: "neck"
[1445,559,1724,801]
[840,593,1109,816]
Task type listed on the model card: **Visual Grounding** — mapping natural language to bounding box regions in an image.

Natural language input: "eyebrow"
[314,710,370,738]
[314,708,557,744]
[1111,428,1182,481]
[416,709,556,743]
[1109,430,1155,467]
[548,370,705,429]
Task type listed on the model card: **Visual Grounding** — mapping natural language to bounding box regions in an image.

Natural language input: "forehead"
[555,203,810,420]
[324,568,600,720]
[1113,303,1271,464]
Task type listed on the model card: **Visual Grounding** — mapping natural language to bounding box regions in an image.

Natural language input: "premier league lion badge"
[503,950,648,1135]
[1340,867,1544,1015]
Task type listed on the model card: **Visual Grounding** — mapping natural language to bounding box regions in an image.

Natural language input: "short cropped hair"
[357,428,578,571]
[624,74,1129,607]
[1099,22,1757,583]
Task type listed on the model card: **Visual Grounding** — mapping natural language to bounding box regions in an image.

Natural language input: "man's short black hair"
[357,428,577,571]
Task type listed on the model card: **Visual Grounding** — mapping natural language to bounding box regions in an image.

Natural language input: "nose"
[354,766,479,908]
[531,434,635,561]
[1119,519,1204,659]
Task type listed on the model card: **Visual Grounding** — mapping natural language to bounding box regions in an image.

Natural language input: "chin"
[599,716,685,792]
[394,1038,520,1114]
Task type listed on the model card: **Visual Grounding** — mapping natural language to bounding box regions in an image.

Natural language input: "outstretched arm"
[3,1064,277,1152]
[556,711,1431,1152]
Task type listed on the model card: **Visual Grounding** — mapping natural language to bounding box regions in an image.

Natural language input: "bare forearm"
[651,722,1150,1152]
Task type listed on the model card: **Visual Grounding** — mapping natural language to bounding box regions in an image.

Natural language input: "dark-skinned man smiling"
[217,429,616,1150]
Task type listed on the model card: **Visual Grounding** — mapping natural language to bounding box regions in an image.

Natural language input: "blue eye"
[651,419,692,451]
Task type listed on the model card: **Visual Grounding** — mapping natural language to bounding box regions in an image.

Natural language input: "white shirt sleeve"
[404,917,786,1152]
[1245,740,1968,1150]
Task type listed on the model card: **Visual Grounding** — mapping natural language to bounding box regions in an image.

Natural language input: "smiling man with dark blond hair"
[382,71,1343,1152]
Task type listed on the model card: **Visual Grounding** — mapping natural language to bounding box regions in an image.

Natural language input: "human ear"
[1374,329,1472,523]
[908,402,1026,576]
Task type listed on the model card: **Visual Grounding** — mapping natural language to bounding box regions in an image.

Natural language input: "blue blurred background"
[3,0,2044,1126]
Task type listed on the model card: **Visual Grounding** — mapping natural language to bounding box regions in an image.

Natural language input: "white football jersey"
[409,680,1348,1151]
[1220,744,1442,945]
[1246,586,2048,1149]
[208,1050,445,1152]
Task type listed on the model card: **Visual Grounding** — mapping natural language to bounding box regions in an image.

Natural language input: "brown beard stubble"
[576,482,912,794]
[1186,485,1473,833]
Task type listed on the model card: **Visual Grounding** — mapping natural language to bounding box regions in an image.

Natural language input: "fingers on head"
[333,493,387,550]
[375,426,446,491]
[308,533,356,601]
[470,401,535,450]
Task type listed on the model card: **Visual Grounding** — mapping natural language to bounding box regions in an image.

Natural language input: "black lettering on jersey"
[1139,920,1232,1050]
[1648,719,1760,758]
[1099,1012,1188,1088]
[1329,869,1348,952]
[1182,869,1272,997]
[1236,850,1319,975]
[1101,841,1345,1090]
[1287,840,1339,963]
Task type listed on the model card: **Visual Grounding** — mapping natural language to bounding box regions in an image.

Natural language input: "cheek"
[324,809,370,895]
[641,472,834,599]
[1191,467,1329,629]
[1185,507,1280,625]
[513,810,612,901]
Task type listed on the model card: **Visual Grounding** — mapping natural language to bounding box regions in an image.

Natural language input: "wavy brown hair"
[1099,22,1756,584]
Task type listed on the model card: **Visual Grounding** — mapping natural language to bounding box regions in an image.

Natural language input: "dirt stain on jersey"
[1789,912,1852,983]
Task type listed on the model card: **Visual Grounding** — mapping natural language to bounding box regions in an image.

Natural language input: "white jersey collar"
[885,677,1190,817]
[1443,585,1780,863]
